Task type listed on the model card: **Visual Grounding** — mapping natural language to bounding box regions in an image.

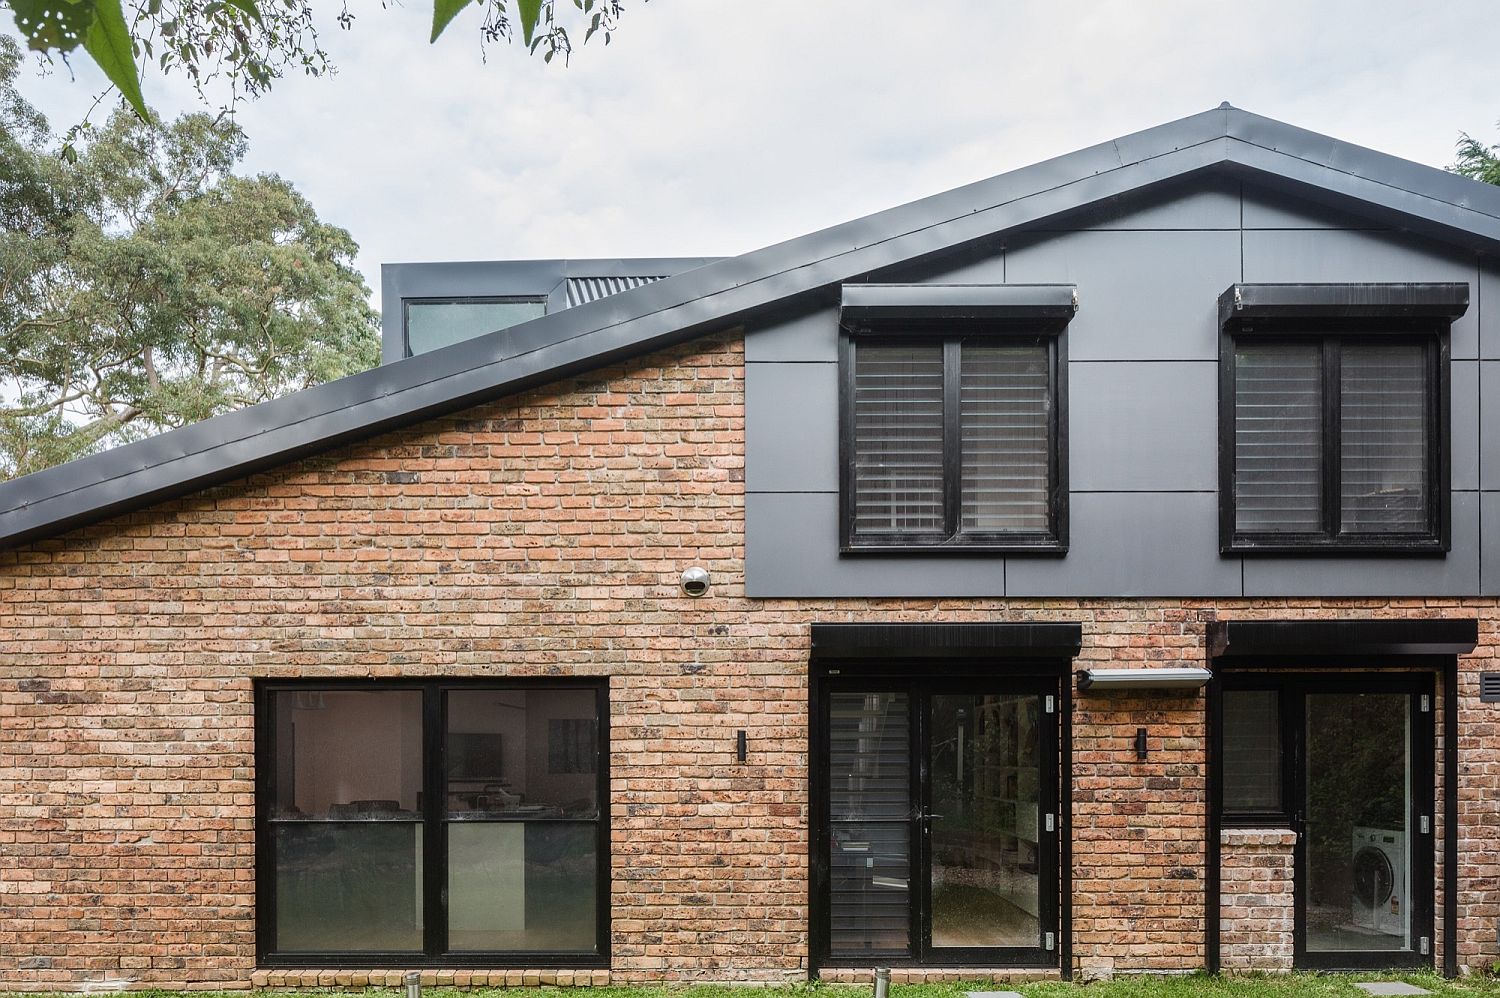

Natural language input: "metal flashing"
[7,106,1500,548]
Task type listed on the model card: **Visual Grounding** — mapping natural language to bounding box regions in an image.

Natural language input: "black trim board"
[1207,618,1478,659]
[6,106,1500,548]
[810,622,1084,661]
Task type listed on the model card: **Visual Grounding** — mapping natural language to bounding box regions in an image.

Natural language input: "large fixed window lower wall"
[255,680,608,967]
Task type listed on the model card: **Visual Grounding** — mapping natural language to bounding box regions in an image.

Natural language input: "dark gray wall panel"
[1037,174,1241,231]
[1242,492,1480,597]
[1003,230,1241,360]
[1068,361,1218,491]
[1453,360,1479,492]
[1484,492,1500,596]
[1241,228,1481,359]
[745,362,838,493]
[1482,360,1500,491]
[743,306,839,363]
[1483,263,1499,360]
[1006,492,1242,597]
[1240,187,1388,230]
[744,492,1006,598]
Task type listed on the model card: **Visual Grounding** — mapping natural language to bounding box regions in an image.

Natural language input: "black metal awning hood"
[1208,618,1479,659]
[4,104,1500,548]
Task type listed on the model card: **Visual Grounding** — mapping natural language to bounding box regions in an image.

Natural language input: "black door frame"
[810,666,1064,971]
[1211,670,1437,972]
[1291,674,1436,970]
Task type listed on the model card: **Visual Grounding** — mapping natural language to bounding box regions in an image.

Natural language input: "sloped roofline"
[3,104,1499,548]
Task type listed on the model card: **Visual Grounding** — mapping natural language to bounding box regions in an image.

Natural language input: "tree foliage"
[0,35,377,479]
[2,0,630,123]
[1454,124,1500,186]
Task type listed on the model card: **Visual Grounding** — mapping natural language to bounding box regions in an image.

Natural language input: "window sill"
[1223,539,1448,557]
[251,968,611,988]
[841,540,1068,557]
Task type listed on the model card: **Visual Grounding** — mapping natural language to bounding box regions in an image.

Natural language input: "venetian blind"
[1234,342,1323,533]
[1340,342,1429,534]
[851,343,945,537]
[960,343,1051,533]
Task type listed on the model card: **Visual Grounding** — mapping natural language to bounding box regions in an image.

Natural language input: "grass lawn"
[62,973,1500,998]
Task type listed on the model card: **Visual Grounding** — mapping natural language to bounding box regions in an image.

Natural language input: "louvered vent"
[565,275,667,307]
[851,344,945,537]
[1480,674,1500,703]
[1340,342,1428,533]
[1234,341,1323,532]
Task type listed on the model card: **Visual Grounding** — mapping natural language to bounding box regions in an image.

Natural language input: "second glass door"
[823,680,1057,967]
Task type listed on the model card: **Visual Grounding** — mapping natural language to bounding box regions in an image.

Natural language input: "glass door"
[818,679,1058,968]
[1296,685,1434,969]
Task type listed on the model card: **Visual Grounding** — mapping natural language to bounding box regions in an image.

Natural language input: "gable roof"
[3,104,1499,549]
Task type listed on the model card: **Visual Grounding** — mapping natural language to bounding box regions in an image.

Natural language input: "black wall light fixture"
[1134,727,1148,760]
[736,730,747,763]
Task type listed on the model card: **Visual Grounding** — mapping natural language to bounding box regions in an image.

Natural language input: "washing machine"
[1351,826,1407,936]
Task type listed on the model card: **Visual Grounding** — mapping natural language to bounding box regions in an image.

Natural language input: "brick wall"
[2,328,1499,988]
[1219,829,1296,972]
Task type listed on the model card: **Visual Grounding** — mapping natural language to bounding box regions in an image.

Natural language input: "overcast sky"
[10,1,1500,311]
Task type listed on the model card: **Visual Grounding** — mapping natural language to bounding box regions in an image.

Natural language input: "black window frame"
[254,678,610,969]
[838,319,1069,554]
[402,296,549,358]
[1218,318,1451,555]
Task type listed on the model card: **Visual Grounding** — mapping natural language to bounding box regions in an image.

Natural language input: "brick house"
[2,104,1499,989]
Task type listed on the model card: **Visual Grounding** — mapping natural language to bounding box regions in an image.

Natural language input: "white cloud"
[10,0,1500,310]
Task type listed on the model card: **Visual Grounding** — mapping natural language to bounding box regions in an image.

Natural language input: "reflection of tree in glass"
[1305,694,1406,909]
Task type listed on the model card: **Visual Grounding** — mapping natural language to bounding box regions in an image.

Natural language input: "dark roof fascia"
[1216,282,1472,327]
[6,107,1500,548]
[1207,618,1479,660]
[810,622,1084,660]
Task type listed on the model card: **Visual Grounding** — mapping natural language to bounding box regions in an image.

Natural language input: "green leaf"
[81,0,149,120]
[10,0,96,54]
[516,0,543,46]
[222,0,264,24]
[430,0,472,42]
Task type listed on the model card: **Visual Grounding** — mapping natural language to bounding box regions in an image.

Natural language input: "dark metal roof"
[5,105,1500,548]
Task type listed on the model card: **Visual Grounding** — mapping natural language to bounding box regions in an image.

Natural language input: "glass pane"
[1223,690,1282,812]
[270,690,422,818]
[828,691,910,955]
[446,688,599,818]
[1340,343,1429,534]
[407,300,547,355]
[930,693,1041,949]
[447,822,597,952]
[851,343,946,538]
[1305,692,1412,953]
[960,343,1051,534]
[274,822,422,952]
[1235,341,1323,532]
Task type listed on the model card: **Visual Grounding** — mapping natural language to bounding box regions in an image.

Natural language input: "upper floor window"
[838,284,1074,554]
[1218,283,1468,555]
[405,297,547,356]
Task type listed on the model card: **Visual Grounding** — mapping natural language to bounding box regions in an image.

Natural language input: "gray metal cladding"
[1066,362,1218,492]
[565,275,669,308]
[744,177,1499,598]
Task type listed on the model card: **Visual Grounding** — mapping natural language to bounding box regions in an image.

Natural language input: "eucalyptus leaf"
[517,0,543,46]
[81,0,148,119]
[430,0,472,42]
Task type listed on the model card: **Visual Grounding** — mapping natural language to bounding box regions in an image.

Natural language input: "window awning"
[1218,282,1470,328]
[840,283,1077,324]
[1076,668,1212,691]
[810,622,1082,660]
[1207,618,1478,660]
